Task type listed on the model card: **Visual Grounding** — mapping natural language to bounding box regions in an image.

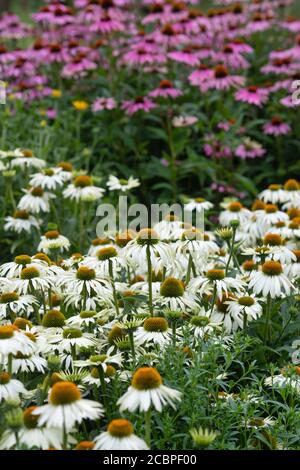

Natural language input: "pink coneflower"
[122,45,166,65]
[228,39,254,55]
[280,95,300,108]
[32,4,74,26]
[234,85,269,107]
[246,13,272,33]
[280,16,300,33]
[47,43,66,63]
[121,96,157,115]
[261,57,297,75]
[90,14,124,34]
[168,46,200,66]
[203,65,245,91]
[142,3,165,25]
[213,45,250,70]
[188,65,214,87]
[263,116,291,136]
[149,80,182,99]
[151,24,188,47]
[4,58,36,79]
[0,44,16,63]
[61,55,97,79]
[204,136,232,159]
[92,97,117,112]
[235,138,266,159]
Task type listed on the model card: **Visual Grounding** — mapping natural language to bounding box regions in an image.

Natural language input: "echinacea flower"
[107,175,140,192]
[0,371,27,402]
[249,261,293,298]
[263,116,291,136]
[63,176,104,202]
[134,317,172,347]
[18,187,54,214]
[4,210,40,234]
[93,419,148,450]
[0,406,75,450]
[117,367,182,412]
[33,381,104,429]
[38,230,70,255]
[121,97,156,115]
[234,86,269,107]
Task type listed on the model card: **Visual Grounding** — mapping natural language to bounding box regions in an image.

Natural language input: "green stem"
[225,227,237,276]
[146,244,154,316]
[109,259,120,317]
[145,408,152,447]
[172,322,176,347]
[264,295,272,345]
[98,365,109,419]
[185,254,194,284]
[7,353,13,375]
[128,330,136,364]
[210,284,217,314]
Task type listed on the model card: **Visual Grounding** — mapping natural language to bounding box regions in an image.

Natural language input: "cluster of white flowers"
[1,149,300,450]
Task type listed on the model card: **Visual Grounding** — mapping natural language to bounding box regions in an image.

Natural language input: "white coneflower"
[83,246,126,277]
[57,266,111,298]
[63,292,111,313]
[284,250,300,279]
[134,317,172,347]
[0,254,45,279]
[0,371,27,402]
[0,325,35,356]
[258,184,286,204]
[255,204,289,230]
[38,230,70,255]
[66,310,101,328]
[14,265,53,295]
[29,167,65,191]
[107,175,140,192]
[0,290,38,320]
[190,269,245,300]
[177,229,219,258]
[74,352,123,372]
[87,237,113,256]
[155,277,198,310]
[4,210,40,234]
[8,352,47,374]
[265,366,300,392]
[63,175,104,202]
[11,149,46,170]
[282,179,300,210]
[47,327,97,354]
[33,381,104,429]
[246,416,275,429]
[263,233,296,265]
[55,162,74,182]
[153,216,185,241]
[0,406,75,450]
[18,186,54,214]
[225,295,262,330]
[94,419,148,450]
[219,201,251,226]
[117,367,182,412]
[249,261,293,298]
[185,197,214,213]
[189,310,221,339]
[125,228,172,265]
